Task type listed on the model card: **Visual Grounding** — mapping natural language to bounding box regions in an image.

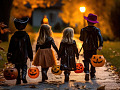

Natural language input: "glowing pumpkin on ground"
[74,63,84,73]
[28,67,39,79]
[4,68,18,80]
[91,55,105,67]
[51,65,62,75]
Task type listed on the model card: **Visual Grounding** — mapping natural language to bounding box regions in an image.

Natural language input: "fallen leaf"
[112,70,115,74]
[69,80,76,82]
[110,55,114,58]
[112,51,116,53]
[56,84,59,88]
[64,87,69,90]
[55,77,60,79]
[109,48,112,50]
[116,80,120,83]
[44,88,56,90]
[97,85,105,90]
[0,83,9,86]
[80,85,86,89]
[74,84,79,89]
[109,74,114,76]
[29,85,37,88]
[47,81,63,85]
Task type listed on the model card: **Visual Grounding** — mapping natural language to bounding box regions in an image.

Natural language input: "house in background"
[32,0,64,28]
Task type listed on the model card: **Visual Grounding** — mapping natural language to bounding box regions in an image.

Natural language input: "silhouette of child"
[7,17,33,84]
[79,13,103,81]
[58,27,79,82]
[32,24,58,82]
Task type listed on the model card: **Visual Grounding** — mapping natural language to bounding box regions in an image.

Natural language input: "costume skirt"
[32,48,56,68]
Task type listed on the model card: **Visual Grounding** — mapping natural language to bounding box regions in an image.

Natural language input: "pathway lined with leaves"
[0,33,120,90]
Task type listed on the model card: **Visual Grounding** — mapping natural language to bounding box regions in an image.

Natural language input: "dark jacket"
[58,40,79,71]
[79,26,103,50]
[8,31,33,64]
[36,37,58,54]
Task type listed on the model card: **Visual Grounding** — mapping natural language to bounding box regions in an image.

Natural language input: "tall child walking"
[7,17,33,85]
[58,27,79,82]
[32,24,58,82]
[79,13,103,81]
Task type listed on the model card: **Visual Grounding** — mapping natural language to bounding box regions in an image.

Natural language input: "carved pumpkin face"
[51,65,62,75]
[4,68,18,80]
[91,55,105,67]
[28,67,39,78]
[74,63,84,73]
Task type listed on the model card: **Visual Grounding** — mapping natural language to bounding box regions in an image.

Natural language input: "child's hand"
[77,56,79,60]
[98,46,102,51]
[57,58,60,61]
[30,59,33,62]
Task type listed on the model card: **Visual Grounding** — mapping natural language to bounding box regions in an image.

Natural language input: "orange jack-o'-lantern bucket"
[3,63,18,80]
[51,65,62,75]
[91,55,105,67]
[74,60,84,73]
[28,62,39,79]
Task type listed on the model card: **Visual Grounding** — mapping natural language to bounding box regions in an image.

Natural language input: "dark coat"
[36,37,58,54]
[8,31,33,64]
[79,26,103,50]
[58,40,79,71]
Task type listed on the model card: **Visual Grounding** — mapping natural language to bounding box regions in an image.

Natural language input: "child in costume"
[79,13,103,81]
[32,24,58,82]
[7,17,33,85]
[58,27,79,82]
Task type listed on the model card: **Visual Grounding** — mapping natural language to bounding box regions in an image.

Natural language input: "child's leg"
[15,64,21,84]
[21,64,27,83]
[83,50,97,81]
[90,63,96,79]
[83,60,90,81]
[41,67,49,82]
[64,70,70,82]
[83,60,89,74]
[90,50,96,79]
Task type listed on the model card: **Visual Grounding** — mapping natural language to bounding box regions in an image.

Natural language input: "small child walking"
[7,17,33,85]
[79,13,103,81]
[32,24,58,82]
[58,27,79,82]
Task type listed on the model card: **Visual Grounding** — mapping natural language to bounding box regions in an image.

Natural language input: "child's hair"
[37,24,52,45]
[61,27,74,44]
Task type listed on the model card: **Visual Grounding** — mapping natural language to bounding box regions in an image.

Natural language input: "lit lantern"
[91,55,105,67]
[28,67,39,78]
[43,18,48,24]
[74,63,84,73]
[51,65,62,75]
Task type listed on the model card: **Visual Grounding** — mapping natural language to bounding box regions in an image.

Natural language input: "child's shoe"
[16,80,21,85]
[22,79,28,83]
[65,73,69,82]
[85,74,89,81]
[91,76,96,80]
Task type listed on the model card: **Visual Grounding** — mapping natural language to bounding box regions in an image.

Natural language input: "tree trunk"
[0,0,13,41]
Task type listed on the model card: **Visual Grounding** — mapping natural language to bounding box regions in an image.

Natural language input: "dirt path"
[0,33,120,90]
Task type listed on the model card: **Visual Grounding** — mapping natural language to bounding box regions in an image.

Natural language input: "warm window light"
[80,7,86,13]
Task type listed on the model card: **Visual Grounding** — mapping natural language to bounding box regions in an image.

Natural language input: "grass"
[0,33,36,69]
[97,41,120,72]
[0,42,9,69]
